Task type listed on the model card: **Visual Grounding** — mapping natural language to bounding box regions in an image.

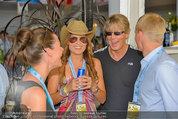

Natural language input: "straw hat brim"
[60,26,96,46]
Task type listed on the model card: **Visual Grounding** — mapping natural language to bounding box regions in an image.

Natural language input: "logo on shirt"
[128,62,133,66]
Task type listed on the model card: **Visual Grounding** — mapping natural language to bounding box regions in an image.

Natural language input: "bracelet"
[59,85,69,97]
[92,86,99,94]
[63,86,69,96]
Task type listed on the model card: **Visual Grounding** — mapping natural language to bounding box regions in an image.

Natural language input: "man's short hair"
[0,30,8,35]
[135,13,166,43]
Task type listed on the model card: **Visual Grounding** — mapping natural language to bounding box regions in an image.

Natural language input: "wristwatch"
[92,86,99,94]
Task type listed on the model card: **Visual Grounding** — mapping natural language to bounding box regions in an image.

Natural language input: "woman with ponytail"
[13,27,63,117]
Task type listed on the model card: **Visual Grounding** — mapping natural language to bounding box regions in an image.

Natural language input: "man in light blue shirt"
[0,64,9,114]
[134,13,178,112]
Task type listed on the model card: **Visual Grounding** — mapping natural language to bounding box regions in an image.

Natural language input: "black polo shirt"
[94,45,143,111]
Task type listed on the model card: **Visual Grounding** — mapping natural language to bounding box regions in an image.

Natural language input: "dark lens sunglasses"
[105,31,124,36]
[69,37,88,44]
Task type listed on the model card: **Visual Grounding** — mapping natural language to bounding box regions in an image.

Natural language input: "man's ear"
[139,31,144,42]
[125,33,129,39]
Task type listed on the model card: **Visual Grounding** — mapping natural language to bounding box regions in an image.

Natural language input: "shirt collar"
[141,46,163,69]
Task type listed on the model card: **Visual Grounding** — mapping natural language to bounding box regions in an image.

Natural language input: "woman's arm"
[79,58,106,104]
[92,58,106,104]
[47,68,64,105]
[48,67,83,105]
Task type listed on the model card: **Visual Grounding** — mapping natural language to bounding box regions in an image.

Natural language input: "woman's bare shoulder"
[21,86,46,111]
[92,57,101,65]
[49,67,61,77]
[24,86,46,99]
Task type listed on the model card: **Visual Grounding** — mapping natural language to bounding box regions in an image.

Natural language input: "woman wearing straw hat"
[47,20,106,116]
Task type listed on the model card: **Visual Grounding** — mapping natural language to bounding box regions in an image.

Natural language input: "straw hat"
[60,20,95,45]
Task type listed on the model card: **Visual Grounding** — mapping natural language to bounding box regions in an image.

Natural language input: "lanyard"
[133,48,164,103]
[28,67,55,111]
[68,56,86,103]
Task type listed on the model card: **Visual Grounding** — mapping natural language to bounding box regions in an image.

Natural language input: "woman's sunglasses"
[105,31,124,36]
[69,37,88,44]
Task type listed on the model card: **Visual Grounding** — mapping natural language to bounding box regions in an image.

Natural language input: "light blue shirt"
[0,64,9,114]
[137,46,178,111]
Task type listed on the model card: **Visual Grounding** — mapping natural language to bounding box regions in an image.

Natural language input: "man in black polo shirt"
[94,14,143,118]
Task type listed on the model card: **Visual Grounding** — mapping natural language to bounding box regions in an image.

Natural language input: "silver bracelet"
[92,87,99,94]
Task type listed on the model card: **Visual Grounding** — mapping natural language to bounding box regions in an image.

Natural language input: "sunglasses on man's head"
[105,31,124,36]
[69,37,88,44]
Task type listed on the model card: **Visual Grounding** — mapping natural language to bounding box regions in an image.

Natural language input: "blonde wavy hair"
[104,14,130,34]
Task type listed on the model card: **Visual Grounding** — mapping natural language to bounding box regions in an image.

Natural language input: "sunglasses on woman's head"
[69,37,88,44]
[105,31,124,36]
